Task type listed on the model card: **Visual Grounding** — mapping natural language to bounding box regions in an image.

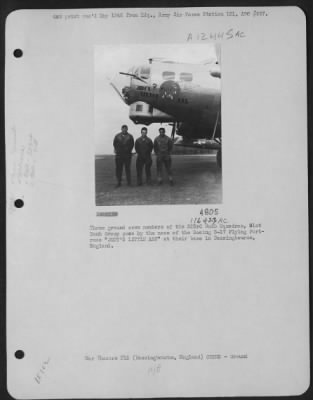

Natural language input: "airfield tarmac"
[95,154,222,206]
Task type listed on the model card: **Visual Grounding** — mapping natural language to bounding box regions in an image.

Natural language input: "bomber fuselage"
[121,60,221,138]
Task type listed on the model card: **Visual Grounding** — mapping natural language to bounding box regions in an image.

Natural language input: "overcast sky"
[94,43,217,154]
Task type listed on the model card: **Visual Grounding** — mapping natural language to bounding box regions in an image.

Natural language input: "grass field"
[95,154,222,206]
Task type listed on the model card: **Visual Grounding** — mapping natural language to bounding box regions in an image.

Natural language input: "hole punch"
[14,199,24,208]
[13,49,23,58]
[15,350,25,359]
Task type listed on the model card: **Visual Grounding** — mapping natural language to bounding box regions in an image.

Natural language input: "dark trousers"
[115,155,131,184]
[136,157,152,184]
[156,155,172,181]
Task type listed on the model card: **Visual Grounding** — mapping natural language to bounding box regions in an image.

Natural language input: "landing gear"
[170,122,177,140]
[216,149,222,168]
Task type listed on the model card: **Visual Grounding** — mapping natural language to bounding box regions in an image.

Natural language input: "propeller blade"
[215,43,221,65]
[109,81,127,104]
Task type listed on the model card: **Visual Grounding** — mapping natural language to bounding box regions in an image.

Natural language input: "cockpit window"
[180,72,193,82]
[140,66,151,79]
[162,71,175,80]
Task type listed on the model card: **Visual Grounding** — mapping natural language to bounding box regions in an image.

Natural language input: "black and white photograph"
[5,7,309,399]
[95,44,222,205]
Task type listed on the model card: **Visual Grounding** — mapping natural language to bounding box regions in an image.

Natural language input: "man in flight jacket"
[113,124,134,187]
[135,127,154,185]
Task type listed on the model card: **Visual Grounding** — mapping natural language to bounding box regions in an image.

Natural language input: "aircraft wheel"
[216,149,222,168]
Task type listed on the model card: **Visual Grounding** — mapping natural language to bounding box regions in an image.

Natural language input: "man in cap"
[135,127,154,185]
[113,124,134,187]
[154,127,174,185]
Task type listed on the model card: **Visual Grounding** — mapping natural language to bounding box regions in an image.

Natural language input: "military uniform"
[135,136,154,185]
[154,134,173,184]
[113,132,134,185]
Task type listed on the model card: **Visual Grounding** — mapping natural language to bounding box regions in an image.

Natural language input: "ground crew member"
[154,127,174,185]
[135,127,153,185]
[113,124,134,187]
